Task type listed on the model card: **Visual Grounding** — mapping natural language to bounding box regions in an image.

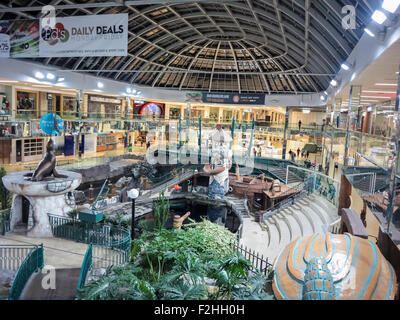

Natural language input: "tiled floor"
[0,233,88,269]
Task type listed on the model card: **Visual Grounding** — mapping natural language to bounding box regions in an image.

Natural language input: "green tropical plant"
[158,281,207,300]
[67,209,79,226]
[0,167,11,210]
[231,272,275,300]
[0,208,10,224]
[152,191,169,232]
[79,219,273,300]
[76,264,156,300]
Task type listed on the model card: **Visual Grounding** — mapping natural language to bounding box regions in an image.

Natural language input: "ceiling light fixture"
[341,63,350,70]
[364,28,376,37]
[57,77,65,82]
[302,109,311,114]
[97,82,104,88]
[375,83,398,86]
[372,10,387,24]
[320,96,325,101]
[382,0,400,13]
[35,71,44,79]
[46,73,55,80]
[330,80,337,86]
[126,88,131,93]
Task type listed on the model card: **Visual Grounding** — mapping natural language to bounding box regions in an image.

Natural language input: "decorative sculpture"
[173,211,191,229]
[24,138,67,181]
[273,232,397,300]
[272,179,281,193]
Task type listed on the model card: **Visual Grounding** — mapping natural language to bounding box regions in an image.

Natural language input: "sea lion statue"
[25,138,67,181]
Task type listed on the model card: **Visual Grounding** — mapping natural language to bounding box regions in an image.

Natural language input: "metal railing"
[0,219,10,236]
[8,244,44,300]
[323,217,342,234]
[346,172,377,194]
[261,189,308,221]
[232,242,272,276]
[0,244,37,271]
[286,165,340,207]
[77,244,92,291]
[48,214,130,267]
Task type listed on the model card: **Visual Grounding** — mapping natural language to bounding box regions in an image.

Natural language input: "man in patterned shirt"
[202,124,232,225]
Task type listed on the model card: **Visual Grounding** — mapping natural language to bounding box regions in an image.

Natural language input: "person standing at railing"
[202,124,232,226]
[298,120,302,131]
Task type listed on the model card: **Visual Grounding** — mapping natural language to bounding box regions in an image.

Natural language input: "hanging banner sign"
[0,33,9,58]
[201,92,265,105]
[0,20,40,58]
[185,91,265,104]
[39,13,128,57]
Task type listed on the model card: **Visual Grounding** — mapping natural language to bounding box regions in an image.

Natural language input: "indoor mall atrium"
[0,0,399,303]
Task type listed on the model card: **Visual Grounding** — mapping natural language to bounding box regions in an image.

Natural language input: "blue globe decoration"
[40,113,63,135]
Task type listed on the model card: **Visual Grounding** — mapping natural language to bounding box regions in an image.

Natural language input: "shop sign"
[202,92,265,105]
[185,92,202,102]
[90,96,121,104]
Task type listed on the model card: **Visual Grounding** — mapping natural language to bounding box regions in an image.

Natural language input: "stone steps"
[297,198,328,226]
[261,194,339,262]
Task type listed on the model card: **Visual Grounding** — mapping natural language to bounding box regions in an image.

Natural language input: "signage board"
[201,92,265,105]
[185,91,265,105]
[0,14,128,58]
[90,95,121,104]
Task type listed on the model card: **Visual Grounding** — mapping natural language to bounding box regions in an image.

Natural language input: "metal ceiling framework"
[0,0,378,94]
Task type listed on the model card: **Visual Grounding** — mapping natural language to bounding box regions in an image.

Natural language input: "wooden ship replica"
[229,165,299,211]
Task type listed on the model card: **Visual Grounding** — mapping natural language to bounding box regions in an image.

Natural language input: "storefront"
[61,95,78,119]
[87,94,123,119]
[16,89,38,119]
[0,84,12,119]
[11,137,45,163]
[131,100,165,119]
[168,105,181,119]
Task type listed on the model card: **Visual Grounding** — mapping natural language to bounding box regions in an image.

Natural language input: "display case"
[96,134,117,152]
[169,107,181,119]
[16,90,38,119]
[62,95,78,119]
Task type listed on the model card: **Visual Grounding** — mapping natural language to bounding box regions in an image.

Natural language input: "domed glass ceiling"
[1,0,378,94]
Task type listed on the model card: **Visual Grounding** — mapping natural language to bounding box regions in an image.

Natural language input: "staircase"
[254,162,302,184]
[260,194,339,262]
[267,166,302,184]
[225,194,250,218]
[139,170,195,199]
[351,174,388,194]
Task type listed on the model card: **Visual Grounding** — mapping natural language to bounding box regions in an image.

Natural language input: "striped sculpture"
[273,232,397,300]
